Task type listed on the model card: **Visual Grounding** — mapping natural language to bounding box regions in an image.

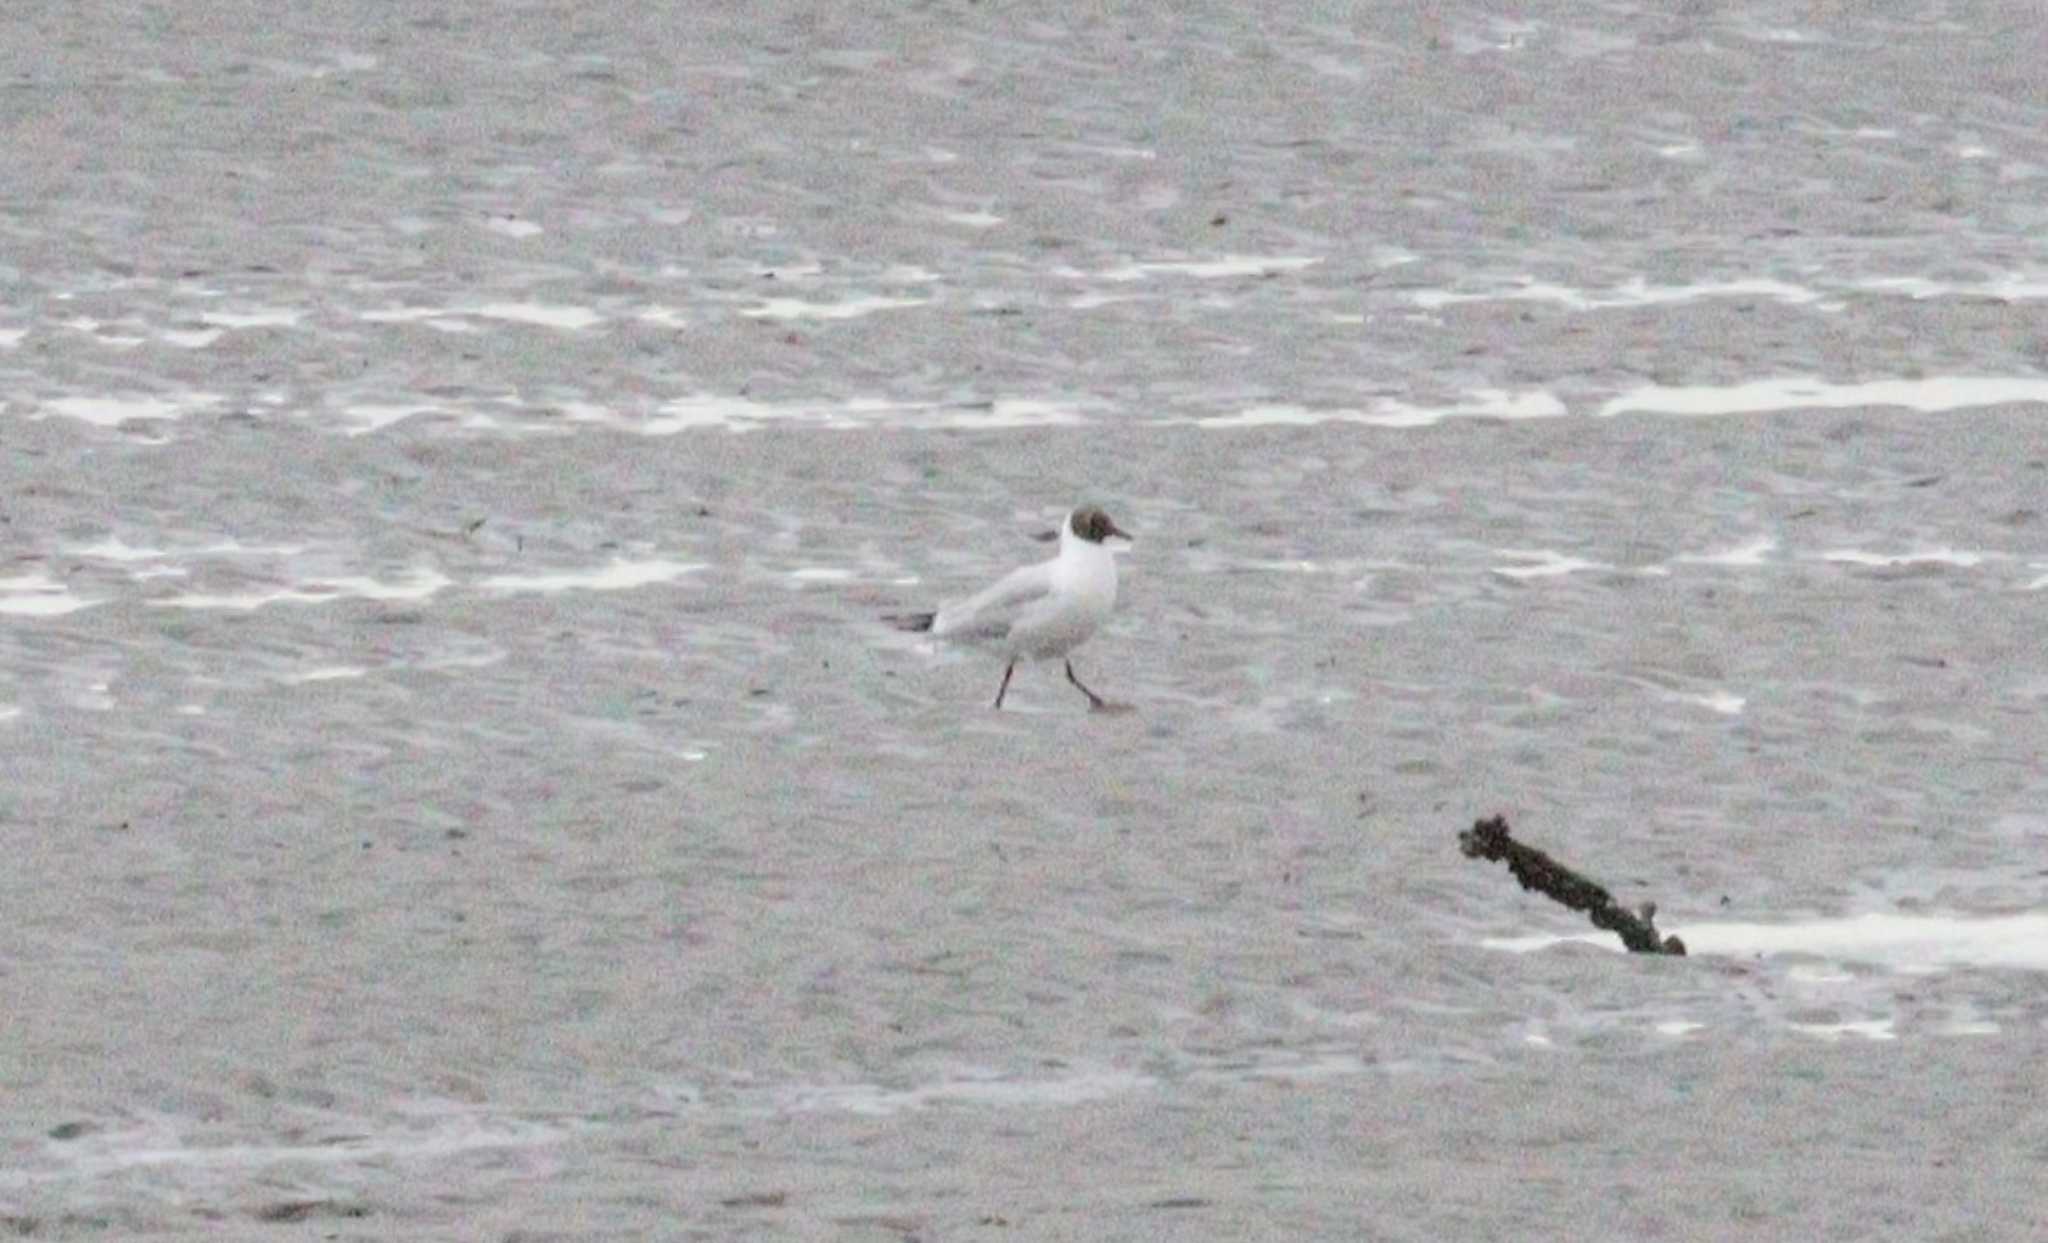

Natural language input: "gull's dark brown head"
[1069,505,1131,545]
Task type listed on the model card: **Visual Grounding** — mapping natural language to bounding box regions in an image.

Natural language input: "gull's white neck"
[1058,521,1092,559]
[1056,520,1116,575]
[1050,515,1119,615]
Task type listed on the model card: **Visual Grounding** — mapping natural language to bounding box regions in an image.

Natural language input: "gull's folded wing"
[931,561,1053,641]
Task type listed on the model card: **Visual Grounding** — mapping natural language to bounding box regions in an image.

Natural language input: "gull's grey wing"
[931,560,1054,641]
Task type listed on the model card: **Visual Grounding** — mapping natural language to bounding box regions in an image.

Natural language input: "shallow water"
[5,0,2048,1238]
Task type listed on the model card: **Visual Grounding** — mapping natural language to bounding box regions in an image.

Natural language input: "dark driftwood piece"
[1459,815,1686,955]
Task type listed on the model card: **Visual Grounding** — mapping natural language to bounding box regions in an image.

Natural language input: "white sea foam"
[564,395,1095,433]
[200,308,302,329]
[471,302,603,330]
[1674,536,1778,566]
[760,1048,1371,1116]
[774,1068,1150,1116]
[1197,389,1566,428]
[0,572,98,617]
[527,376,2038,434]
[2,1106,571,1185]
[1487,912,2048,972]
[1941,1018,2001,1036]
[150,568,451,611]
[342,403,443,435]
[72,537,171,561]
[1793,1018,1897,1042]
[1062,255,1321,282]
[277,666,369,684]
[1490,550,1611,579]
[479,559,704,593]
[1599,376,2048,418]
[1856,275,2048,301]
[359,306,458,323]
[962,399,1091,428]
[740,295,929,320]
[360,302,593,330]
[73,537,305,561]
[1410,273,2048,313]
[573,396,924,433]
[1673,690,1746,715]
[1413,276,1825,311]
[40,394,221,426]
[1820,548,2000,567]
[159,328,224,348]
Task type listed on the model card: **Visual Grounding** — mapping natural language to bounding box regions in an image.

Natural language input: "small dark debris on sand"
[720,1191,789,1209]
[1458,815,1685,955]
[253,1200,369,1223]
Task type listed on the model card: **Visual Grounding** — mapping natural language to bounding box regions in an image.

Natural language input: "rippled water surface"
[5,1,2048,1238]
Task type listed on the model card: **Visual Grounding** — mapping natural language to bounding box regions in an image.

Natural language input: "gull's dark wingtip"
[884,611,936,633]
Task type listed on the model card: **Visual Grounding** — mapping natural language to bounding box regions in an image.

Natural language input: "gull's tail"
[884,611,936,633]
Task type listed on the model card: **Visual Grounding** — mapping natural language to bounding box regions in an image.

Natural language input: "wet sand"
[4,1,2048,1238]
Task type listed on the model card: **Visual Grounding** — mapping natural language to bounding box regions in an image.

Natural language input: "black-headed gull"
[888,504,1132,711]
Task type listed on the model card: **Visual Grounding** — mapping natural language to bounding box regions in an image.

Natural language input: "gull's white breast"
[1012,541,1117,659]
